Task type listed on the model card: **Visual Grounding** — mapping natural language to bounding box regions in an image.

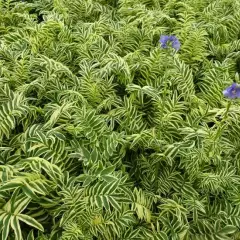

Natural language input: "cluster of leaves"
[1,0,240,239]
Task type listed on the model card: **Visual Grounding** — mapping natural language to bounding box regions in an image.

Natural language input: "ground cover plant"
[1,0,240,239]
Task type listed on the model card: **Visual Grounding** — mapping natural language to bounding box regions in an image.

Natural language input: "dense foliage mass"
[1,0,240,239]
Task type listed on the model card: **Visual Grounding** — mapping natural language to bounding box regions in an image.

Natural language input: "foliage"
[0,0,240,239]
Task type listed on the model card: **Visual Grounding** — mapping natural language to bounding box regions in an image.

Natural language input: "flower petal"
[159,35,169,44]
[169,35,178,41]
[161,43,168,49]
[159,35,170,48]
[223,83,240,99]
[235,88,240,98]
[223,89,233,98]
[230,83,237,89]
[172,40,181,51]
[168,36,180,50]
[159,35,180,50]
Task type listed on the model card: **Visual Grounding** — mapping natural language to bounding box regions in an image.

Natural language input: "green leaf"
[27,230,35,240]
[81,146,90,160]
[13,195,31,214]
[0,210,7,226]
[100,165,115,176]
[2,214,11,240]
[18,214,44,232]
[108,196,121,212]
[218,225,237,235]
[11,216,22,240]
[82,176,94,187]
[90,148,98,162]
[0,182,22,191]
[101,175,118,182]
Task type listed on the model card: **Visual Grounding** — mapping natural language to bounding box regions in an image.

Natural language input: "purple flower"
[159,35,181,51]
[159,35,169,49]
[223,83,240,99]
[169,36,181,51]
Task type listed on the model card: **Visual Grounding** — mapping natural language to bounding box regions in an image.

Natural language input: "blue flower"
[159,35,181,51]
[159,35,169,49]
[223,83,240,99]
[169,36,181,51]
